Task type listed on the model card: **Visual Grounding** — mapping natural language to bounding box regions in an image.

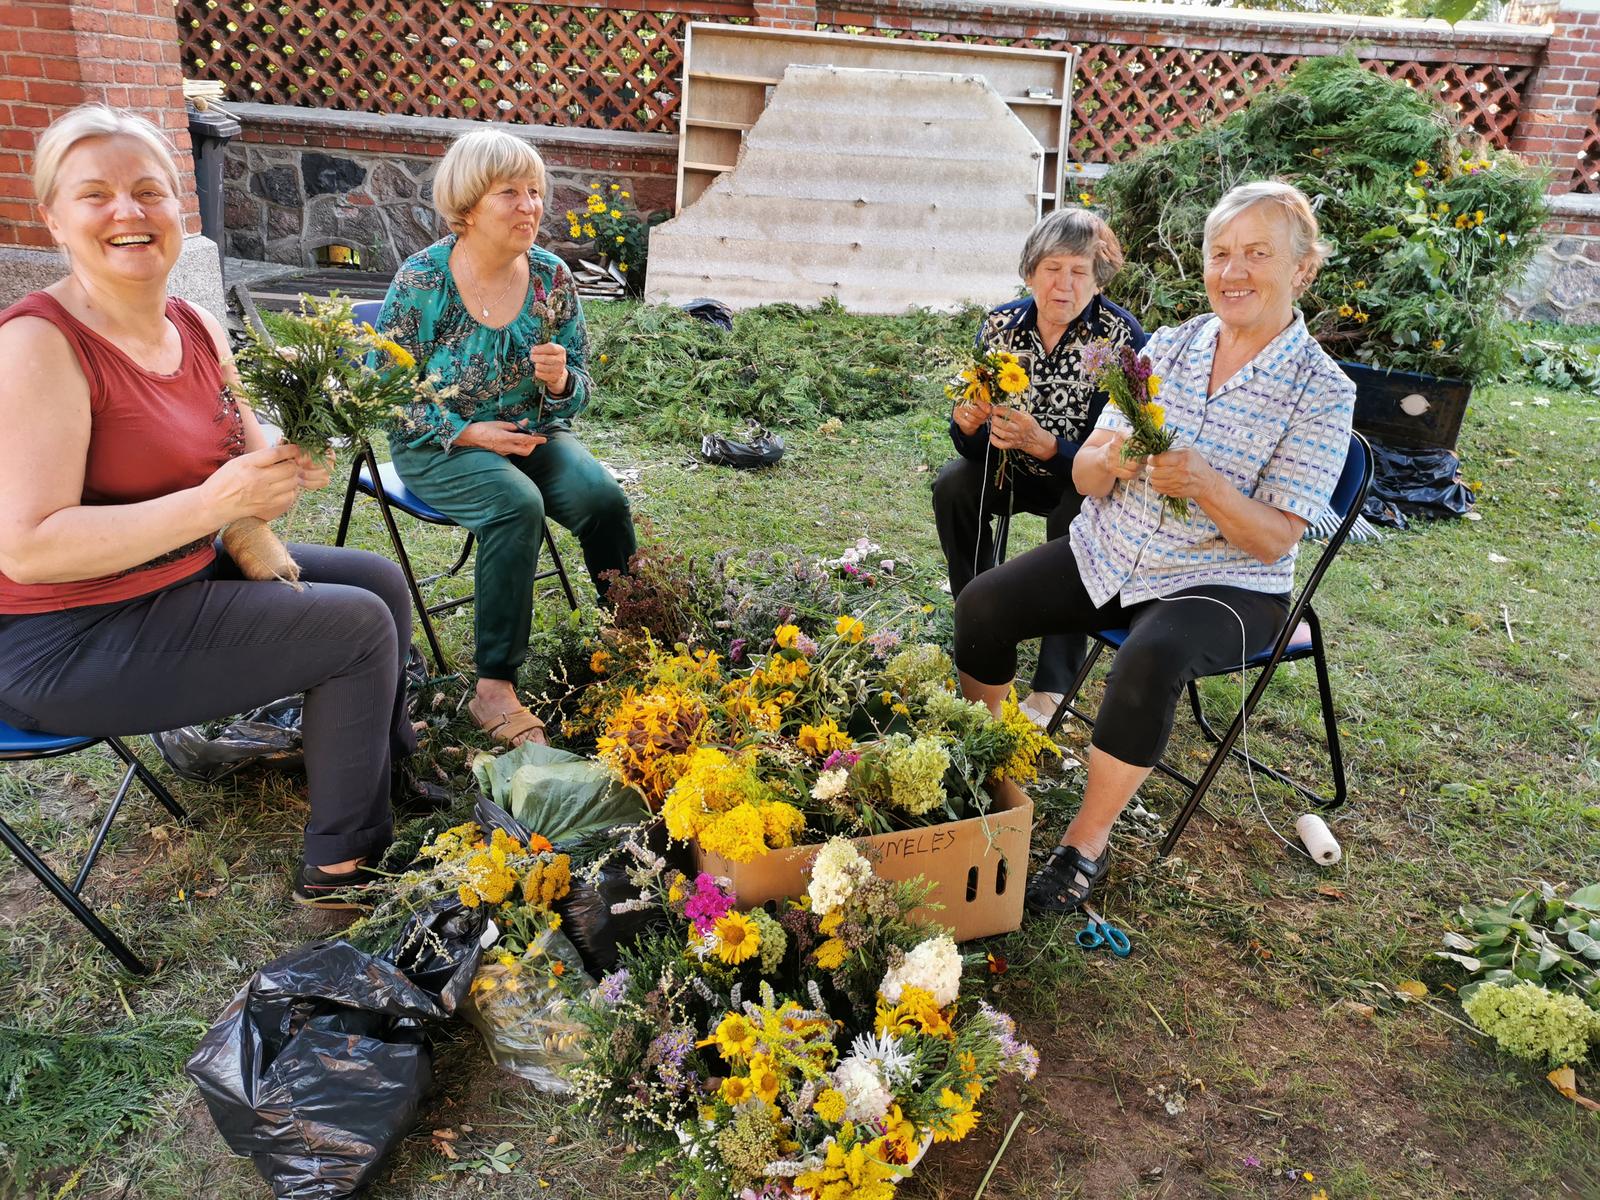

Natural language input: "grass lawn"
[1,302,1597,1200]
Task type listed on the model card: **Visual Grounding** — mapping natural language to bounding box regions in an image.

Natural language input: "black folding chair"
[1046,432,1374,857]
[332,447,579,674]
[0,724,190,974]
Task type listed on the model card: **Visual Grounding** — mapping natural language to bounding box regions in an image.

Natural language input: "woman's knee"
[953,572,1012,661]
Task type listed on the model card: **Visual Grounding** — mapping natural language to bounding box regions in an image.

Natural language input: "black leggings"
[0,543,416,865]
[953,536,1288,768]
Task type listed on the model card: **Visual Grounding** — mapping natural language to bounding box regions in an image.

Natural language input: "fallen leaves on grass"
[1548,1065,1600,1111]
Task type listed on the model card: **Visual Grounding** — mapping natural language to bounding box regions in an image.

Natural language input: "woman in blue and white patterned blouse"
[379,129,635,749]
[954,181,1356,916]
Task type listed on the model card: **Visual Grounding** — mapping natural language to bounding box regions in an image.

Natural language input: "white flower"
[831,1057,892,1122]
[810,769,849,802]
[880,559,896,572]
[807,837,872,916]
[496,99,513,111]
[879,934,962,1008]
[848,1030,917,1087]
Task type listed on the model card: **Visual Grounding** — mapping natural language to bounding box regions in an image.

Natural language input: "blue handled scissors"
[1076,904,1132,957]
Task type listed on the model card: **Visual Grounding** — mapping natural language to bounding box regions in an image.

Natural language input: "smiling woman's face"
[1203,204,1309,340]
[42,134,183,285]
[462,175,545,252]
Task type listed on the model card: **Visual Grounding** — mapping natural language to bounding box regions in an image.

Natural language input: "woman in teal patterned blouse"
[379,128,635,747]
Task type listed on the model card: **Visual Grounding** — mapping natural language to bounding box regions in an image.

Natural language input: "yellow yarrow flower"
[813,1087,848,1123]
[814,937,849,970]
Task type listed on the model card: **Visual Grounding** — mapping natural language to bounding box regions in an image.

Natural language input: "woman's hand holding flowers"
[455,421,547,457]
[951,397,992,436]
[988,405,1055,460]
[1098,431,1144,481]
[528,341,569,395]
[293,446,334,492]
[1146,447,1220,503]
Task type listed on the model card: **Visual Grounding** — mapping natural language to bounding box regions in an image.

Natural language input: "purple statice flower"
[646,1026,697,1093]
[599,969,630,1004]
[795,633,819,658]
[684,872,734,935]
[866,629,902,660]
[729,637,748,663]
[1079,340,1115,379]
[822,749,860,772]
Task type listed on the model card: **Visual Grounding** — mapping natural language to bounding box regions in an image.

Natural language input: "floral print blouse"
[378,236,593,451]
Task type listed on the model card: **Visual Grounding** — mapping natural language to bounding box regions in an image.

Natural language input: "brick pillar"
[0,0,222,312]
[1509,0,1600,196]
[752,0,819,30]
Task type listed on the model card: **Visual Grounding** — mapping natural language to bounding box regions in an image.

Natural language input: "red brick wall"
[1510,7,1600,193]
[0,0,198,250]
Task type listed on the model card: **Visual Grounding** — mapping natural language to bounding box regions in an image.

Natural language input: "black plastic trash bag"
[186,940,450,1199]
[679,297,734,332]
[1362,438,1475,529]
[152,696,304,782]
[379,898,488,1016]
[701,427,784,469]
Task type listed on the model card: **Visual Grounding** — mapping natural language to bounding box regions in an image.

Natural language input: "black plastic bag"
[186,940,450,1199]
[379,898,488,1016]
[679,297,734,332]
[701,427,784,469]
[152,696,304,782]
[1362,438,1475,528]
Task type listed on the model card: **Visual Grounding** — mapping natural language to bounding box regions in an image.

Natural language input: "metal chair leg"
[333,453,364,548]
[364,446,451,673]
[71,761,137,894]
[107,737,190,824]
[542,523,580,611]
[0,815,148,975]
[1306,611,1348,811]
[1045,641,1105,738]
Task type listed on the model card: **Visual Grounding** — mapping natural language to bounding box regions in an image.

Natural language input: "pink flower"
[684,872,733,935]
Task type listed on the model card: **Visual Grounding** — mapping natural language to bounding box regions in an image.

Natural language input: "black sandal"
[1025,843,1110,916]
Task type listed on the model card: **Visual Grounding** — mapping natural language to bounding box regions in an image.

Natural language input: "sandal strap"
[1027,842,1111,913]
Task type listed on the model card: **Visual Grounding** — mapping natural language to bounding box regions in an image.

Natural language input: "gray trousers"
[0,543,415,866]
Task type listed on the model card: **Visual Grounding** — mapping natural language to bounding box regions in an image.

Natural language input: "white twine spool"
[1295,813,1342,866]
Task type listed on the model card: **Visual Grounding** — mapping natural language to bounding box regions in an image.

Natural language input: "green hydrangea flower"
[1462,981,1600,1067]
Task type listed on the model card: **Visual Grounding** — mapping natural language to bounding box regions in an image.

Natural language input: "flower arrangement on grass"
[580,615,1055,862]
[565,837,1037,1199]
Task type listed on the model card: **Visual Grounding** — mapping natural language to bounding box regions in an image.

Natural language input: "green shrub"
[1096,51,1548,382]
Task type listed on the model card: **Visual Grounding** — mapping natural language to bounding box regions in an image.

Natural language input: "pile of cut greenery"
[586,297,974,436]
[1096,51,1548,381]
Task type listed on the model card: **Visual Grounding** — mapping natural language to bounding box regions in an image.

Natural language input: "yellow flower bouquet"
[943,347,1031,486]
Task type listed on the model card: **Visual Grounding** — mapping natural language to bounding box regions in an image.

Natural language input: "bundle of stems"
[226,294,431,583]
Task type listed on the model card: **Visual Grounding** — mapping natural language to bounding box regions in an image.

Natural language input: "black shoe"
[392,761,454,815]
[292,861,382,909]
[1024,843,1111,917]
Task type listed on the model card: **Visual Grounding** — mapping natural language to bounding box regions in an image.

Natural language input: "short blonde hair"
[1204,181,1331,287]
[34,104,182,205]
[432,129,548,233]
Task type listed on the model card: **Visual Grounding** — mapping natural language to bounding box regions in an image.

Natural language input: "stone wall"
[221,104,677,275]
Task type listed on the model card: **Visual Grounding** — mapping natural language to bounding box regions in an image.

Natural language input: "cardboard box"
[695,779,1033,942]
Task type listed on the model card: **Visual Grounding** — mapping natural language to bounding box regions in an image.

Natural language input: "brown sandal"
[468,696,548,748]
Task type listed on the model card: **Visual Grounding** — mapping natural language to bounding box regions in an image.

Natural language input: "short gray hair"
[432,128,548,233]
[1018,207,1125,288]
[1203,181,1331,281]
[34,104,181,205]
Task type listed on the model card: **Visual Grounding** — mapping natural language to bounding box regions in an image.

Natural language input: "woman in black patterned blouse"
[932,208,1145,727]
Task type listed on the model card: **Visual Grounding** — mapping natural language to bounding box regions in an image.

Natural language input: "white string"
[1126,471,1314,860]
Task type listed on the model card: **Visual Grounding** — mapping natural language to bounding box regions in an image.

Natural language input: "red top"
[0,292,244,614]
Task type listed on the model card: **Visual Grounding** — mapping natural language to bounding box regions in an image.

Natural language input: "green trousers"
[390,432,635,682]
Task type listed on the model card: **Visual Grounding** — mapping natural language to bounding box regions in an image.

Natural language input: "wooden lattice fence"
[1575,99,1600,193]
[176,0,754,132]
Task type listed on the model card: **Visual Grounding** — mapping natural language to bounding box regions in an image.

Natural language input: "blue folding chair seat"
[331,300,579,673]
[1046,432,1374,857]
[1,720,189,974]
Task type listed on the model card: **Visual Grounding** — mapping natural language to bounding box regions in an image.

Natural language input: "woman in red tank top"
[0,106,435,911]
